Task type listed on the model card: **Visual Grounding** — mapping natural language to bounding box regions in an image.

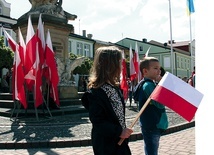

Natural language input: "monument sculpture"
[56,57,86,85]
[27,0,76,20]
[12,0,82,99]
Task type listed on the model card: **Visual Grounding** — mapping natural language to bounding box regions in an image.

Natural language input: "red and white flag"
[45,29,60,106]
[34,42,43,107]
[129,44,136,81]
[133,42,140,81]
[151,72,204,122]
[3,28,17,52]
[17,27,26,66]
[144,46,151,58]
[36,14,45,68]
[120,51,129,100]
[13,29,27,109]
[25,15,37,91]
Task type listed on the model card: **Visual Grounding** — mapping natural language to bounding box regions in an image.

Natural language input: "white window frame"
[163,56,171,68]
[84,43,90,57]
[77,42,83,56]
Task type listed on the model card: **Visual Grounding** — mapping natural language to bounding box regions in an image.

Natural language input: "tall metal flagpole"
[169,0,174,74]
[187,0,195,73]
[189,10,193,73]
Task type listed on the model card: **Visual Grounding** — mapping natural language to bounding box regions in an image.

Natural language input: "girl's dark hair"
[88,46,122,88]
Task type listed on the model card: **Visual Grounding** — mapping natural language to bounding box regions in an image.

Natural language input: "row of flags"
[3,14,59,109]
[120,42,150,100]
[120,40,203,122]
[120,42,139,101]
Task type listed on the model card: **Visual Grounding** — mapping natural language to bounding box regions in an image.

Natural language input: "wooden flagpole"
[118,97,151,145]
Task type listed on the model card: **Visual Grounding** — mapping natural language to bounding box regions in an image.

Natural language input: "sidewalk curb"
[0,121,195,149]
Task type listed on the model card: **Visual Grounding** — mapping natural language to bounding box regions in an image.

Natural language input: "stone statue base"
[58,85,78,99]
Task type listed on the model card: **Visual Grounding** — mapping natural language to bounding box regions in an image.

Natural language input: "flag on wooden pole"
[151,72,203,122]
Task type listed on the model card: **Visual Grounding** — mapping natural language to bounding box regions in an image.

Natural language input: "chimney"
[168,40,175,44]
[87,34,93,39]
[142,38,147,43]
[82,30,86,37]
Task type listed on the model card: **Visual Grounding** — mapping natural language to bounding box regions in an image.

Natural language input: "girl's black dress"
[82,83,131,155]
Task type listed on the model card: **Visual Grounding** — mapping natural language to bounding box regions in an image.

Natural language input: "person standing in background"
[1,75,9,93]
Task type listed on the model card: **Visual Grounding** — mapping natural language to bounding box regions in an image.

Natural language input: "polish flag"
[133,42,140,81]
[3,28,17,52]
[25,15,37,91]
[45,30,60,106]
[120,51,129,100]
[17,27,26,67]
[129,44,136,81]
[13,30,27,109]
[144,46,151,58]
[151,72,204,122]
[34,42,43,107]
[36,14,45,68]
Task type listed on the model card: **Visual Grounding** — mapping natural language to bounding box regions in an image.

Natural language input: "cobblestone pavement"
[0,127,195,155]
[0,101,193,150]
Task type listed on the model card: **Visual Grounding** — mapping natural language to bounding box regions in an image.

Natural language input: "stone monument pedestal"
[11,1,79,105]
[58,85,78,99]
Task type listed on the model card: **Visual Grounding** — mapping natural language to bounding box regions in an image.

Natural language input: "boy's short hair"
[140,57,159,74]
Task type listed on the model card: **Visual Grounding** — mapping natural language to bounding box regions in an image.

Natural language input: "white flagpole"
[169,0,174,74]
[189,14,193,73]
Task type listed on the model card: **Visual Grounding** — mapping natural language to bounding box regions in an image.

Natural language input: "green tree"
[68,53,93,75]
[0,37,14,70]
[73,57,93,75]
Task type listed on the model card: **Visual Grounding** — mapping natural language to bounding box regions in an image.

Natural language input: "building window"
[77,42,83,56]
[184,59,187,68]
[177,57,180,68]
[68,40,72,54]
[187,59,190,69]
[0,5,2,15]
[84,44,90,57]
[163,56,170,68]
[181,58,183,69]
[2,29,12,47]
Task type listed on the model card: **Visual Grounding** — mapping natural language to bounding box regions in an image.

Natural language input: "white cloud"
[6,0,195,43]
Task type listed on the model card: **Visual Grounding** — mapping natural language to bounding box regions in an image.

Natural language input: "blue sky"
[6,0,195,43]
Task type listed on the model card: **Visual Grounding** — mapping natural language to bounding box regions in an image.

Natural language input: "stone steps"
[0,92,86,118]
[0,105,87,118]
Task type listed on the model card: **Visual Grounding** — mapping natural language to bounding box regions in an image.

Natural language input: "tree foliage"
[69,53,93,75]
[0,37,14,70]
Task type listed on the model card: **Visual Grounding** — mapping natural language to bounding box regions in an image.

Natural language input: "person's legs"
[141,129,161,155]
